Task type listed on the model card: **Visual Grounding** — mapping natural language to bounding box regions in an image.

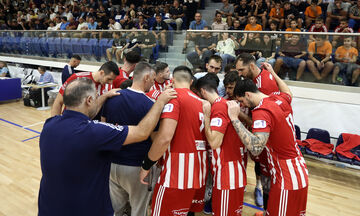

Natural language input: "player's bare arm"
[51,93,64,116]
[227,101,269,156]
[203,100,224,149]
[263,62,293,98]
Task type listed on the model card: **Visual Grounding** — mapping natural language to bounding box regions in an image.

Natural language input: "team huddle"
[38,52,308,216]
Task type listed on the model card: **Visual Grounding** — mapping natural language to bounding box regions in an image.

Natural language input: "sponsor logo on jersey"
[195,140,206,150]
[210,117,223,127]
[171,208,188,216]
[275,100,282,105]
[162,103,174,113]
[253,120,267,129]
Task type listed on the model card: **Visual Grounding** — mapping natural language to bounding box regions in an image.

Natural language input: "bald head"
[63,78,96,108]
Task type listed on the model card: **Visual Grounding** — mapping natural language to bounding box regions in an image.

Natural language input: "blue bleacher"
[305,128,334,160]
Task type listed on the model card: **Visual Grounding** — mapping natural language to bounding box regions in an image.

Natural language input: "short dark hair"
[38,66,46,72]
[133,61,153,80]
[173,65,193,82]
[223,71,239,86]
[71,54,81,61]
[208,55,223,65]
[63,78,96,107]
[233,77,259,97]
[234,53,256,66]
[315,34,326,40]
[61,16,67,21]
[154,62,168,74]
[315,17,323,23]
[120,79,133,89]
[99,61,120,75]
[124,50,141,64]
[195,73,219,93]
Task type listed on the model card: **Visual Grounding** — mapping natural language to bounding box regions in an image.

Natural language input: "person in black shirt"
[152,14,168,47]
[138,31,157,60]
[253,0,268,29]
[284,1,302,29]
[234,0,251,28]
[106,33,129,63]
[164,0,184,31]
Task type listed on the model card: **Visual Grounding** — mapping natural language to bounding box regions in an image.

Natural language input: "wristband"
[141,155,156,171]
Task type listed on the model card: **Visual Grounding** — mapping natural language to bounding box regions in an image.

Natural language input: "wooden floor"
[1,100,360,216]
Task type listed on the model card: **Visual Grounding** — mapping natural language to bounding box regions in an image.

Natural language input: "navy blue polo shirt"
[61,65,76,84]
[102,88,155,166]
[38,110,129,216]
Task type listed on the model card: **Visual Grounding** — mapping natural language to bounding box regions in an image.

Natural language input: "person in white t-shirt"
[215,33,239,71]
[108,17,122,30]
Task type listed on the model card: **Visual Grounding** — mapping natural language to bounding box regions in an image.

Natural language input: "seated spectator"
[164,0,184,31]
[216,32,239,71]
[106,33,129,63]
[62,55,82,84]
[332,36,358,84]
[309,18,328,42]
[134,15,148,29]
[269,1,284,30]
[152,14,168,48]
[269,20,279,40]
[285,19,301,41]
[186,26,217,69]
[59,16,69,30]
[66,17,78,31]
[217,0,234,27]
[304,0,322,29]
[275,34,307,80]
[212,12,229,31]
[306,35,334,81]
[256,34,276,67]
[234,0,251,29]
[138,30,157,62]
[120,15,135,29]
[108,17,122,30]
[325,0,351,30]
[284,1,302,29]
[332,18,354,48]
[183,12,208,54]
[230,19,242,31]
[253,0,268,30]
[349,0,360,32]
[0,61,10,77]
[245,15,262,40]
[239,32,261,56]
[87,16,98,30]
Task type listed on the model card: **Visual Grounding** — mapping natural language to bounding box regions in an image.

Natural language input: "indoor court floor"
[0,100,360,216]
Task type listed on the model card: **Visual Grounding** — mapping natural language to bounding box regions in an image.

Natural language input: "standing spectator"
[325,0,351,30]
[332,18,354,48]
[234,0,251,29]
[61,55,82,84]
[183,12,207,54]
[274,34,307,80]
[332,36,358,84]
[186,26,217,69]
[285,19,301,41]
[253,0,268,30]
[216,32,239,71]
[212,12,229,31]
[217,0,234,27]
[108,17,122,30]
[268,1,284,30]
[304,0,322,29]
[284,1,302,29]
[309,18,327,42]
[306,35,334,81]
[164,0,184,31]
[349,0,360,32]
[183,0,199,28]
[152,14,168,48]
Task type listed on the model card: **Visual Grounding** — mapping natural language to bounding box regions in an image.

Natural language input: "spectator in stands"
[212,12,228,30]
[106,32,129,63]
[216,33,239,71]
[269,1,284,30]
[183,0,199,28]
[309,18,328,42]
[186,26,217,69]
[304,0,322,29]
[332,18,354,48]
[134,15,148,29]
[164,0,184,31]
[64,6,73,21]
[274,34,307,80]
[306,35,334,81]
[152,14,168,48]
[60,16,69,30]
[0,61,9,77]
[285,19,301,41]
[138,30,157,62]
[245,15,262,40]
[256,34,276,67]
[217,0,234,27]
[253,0,268,30]
[325,0,351,30]
[240,32,261,56]
[234,0,251,29]
[349,0,360,32]
[108,17,122,30]
[284,1,302,30]
[66,17,78,31]
[183,12,207,54]
[332,36,358,84]
[62,55,82,84]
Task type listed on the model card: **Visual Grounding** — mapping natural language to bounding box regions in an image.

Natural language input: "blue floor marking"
[244,202,264,211]
[21,135,40,142]
[0,118,41,134]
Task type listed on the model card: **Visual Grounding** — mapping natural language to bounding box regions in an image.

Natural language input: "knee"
[276,58,283,64]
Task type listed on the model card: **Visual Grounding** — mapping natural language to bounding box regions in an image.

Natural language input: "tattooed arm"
[227,101,269,156]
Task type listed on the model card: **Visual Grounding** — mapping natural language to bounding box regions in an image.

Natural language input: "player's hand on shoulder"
[202,100,211,118]
[227,100,240,121]
[157,88,177,104]
[104,88,121,98]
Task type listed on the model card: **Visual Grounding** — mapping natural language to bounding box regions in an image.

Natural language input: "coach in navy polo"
[38,78,176,216]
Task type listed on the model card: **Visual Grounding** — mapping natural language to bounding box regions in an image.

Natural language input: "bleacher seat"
[54,38,63,57]
[19,37,30,55]
[72,38,84,55]
[62,38,72,58]
[305,128,334,159]
[31,37,43,56]
[47,37,56,57]
[39,37,49,56]
[99,38,110,59]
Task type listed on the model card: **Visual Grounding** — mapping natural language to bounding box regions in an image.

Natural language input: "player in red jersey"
[150,62,172,92]
[196,73,246,216]
[139,66,208,216]
[112,50,141,88]
[51,61,120,117]
[227,71,308,216]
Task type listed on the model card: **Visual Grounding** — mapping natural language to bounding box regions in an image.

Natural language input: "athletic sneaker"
[203,200,212,215]
[254,188,264,207]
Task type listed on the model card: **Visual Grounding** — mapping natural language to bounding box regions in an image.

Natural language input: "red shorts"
[266,186,308,216]
[151,184,204,216]
[212,187,245,216]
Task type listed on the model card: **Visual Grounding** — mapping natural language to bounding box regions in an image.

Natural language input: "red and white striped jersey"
[150,79,172,92]
[210,97,246,190]
[157,88,208,189]
[253,68,279,95]
[146,89,161,101]
[112,68,130,88]
[252,92,308,190]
